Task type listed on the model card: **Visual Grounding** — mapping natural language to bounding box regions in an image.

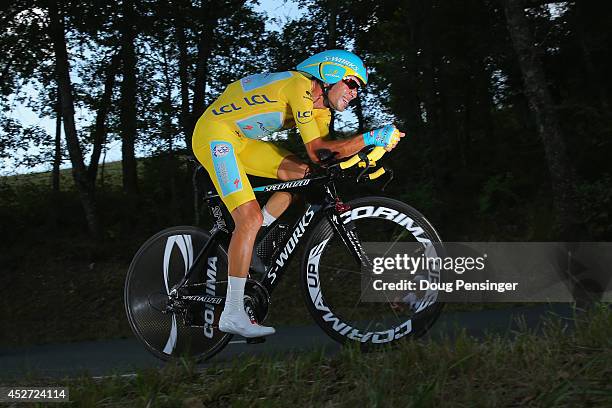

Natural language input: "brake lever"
[356,154,371,181]
[381,167,394,191]
[355,166,394,189]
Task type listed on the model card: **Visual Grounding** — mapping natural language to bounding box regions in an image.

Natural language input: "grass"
[6,304,611,407]
[1,160,125,190]
[0,220,309,347]
[0,251,134,346]
[1,158,162,189]
[0,157,191,347]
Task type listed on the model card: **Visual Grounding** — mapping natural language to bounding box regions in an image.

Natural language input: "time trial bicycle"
[124,146,444,361]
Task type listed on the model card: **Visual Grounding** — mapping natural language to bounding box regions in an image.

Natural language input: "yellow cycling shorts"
[192,119,292,212]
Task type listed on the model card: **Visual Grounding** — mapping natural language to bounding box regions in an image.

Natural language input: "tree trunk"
[474,56,495,141]
[402,0,425,134]
[160,37,175,153]
[88,51,120,186]
[191,1,246,131]
[100,148,107,190]
[192,4,215,129]
[574,2,610,112]
[52,88,61,192]
[119,0,138,195]
[47,0,100,238]
[421,1,444,186]
[327,0,337,49]
[160,36,180,221]
[354,94,365,133]
[503,0,583,238]
[192,39,211,126]
[174,2,192,149]
[327,0,337,134]
[352,40,366,133]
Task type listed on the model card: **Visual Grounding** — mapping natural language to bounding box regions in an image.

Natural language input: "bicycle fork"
[326,198,372,268]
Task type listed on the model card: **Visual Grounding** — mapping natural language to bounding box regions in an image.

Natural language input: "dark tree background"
[2,0,611,241]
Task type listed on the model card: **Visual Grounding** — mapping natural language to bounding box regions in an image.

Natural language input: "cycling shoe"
[219,309,276,338]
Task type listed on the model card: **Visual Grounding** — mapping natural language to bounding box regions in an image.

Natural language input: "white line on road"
[92,372,137,380]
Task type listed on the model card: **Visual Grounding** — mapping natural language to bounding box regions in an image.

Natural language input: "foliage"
[11,305,612,406]
[2,0,610,238]
[576,174,612,238]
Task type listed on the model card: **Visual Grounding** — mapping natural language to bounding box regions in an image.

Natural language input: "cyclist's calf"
[228,200,263,279]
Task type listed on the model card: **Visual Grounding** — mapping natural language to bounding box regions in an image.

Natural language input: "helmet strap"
[318,79,331,108]
[312,78,331,108]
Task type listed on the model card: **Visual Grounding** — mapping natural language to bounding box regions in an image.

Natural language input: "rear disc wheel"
[124,226,231,361]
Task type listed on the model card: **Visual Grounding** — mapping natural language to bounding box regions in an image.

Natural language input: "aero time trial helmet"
[296,50,368,87]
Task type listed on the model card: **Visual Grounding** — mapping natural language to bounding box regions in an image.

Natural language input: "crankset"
[151,278,270,330]
[244,278,271,324]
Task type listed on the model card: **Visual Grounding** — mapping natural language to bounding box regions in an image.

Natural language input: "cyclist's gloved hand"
[362,124,401,149]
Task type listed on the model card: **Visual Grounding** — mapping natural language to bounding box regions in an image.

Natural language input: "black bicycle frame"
[171,171,366,297]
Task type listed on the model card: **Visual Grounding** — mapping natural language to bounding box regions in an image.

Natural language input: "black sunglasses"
[342,78,361,90]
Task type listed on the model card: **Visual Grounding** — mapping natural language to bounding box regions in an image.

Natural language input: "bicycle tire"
[300,196,444,348]
[124,226,232,361]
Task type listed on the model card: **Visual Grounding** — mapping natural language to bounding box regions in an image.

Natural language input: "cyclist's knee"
[231,200,263,233]
[278,155,310,180]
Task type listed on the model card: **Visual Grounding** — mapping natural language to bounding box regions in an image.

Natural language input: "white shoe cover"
[219,309,276,338]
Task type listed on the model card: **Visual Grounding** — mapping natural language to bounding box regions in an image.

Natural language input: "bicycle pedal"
[246,337,266,344]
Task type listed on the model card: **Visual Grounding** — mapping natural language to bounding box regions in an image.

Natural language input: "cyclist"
[192,49,404,338]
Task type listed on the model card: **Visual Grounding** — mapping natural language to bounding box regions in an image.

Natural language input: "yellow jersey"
[201,71,331,144]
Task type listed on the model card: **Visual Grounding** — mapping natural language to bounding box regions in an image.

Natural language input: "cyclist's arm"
[283,77,327,145]
[305,135,366,164]
[284,76,404,163]
[305,129,406,164]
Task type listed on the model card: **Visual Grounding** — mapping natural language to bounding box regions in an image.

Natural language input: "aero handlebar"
[339,146,387,170]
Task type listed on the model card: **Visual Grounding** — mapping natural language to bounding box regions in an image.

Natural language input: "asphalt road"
[0,304,576,380]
